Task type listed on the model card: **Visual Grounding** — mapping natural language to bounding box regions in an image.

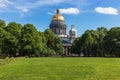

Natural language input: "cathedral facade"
[49,9,77,56]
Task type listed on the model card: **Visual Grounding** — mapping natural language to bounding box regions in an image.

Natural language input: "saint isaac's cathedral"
[49,9,77,56]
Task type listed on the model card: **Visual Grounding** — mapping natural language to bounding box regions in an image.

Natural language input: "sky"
[0,0,120,36]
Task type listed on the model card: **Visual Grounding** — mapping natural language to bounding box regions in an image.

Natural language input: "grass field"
[0,57,120,80]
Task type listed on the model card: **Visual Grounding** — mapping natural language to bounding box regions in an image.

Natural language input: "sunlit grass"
[0,57,120,80]
[0,57,16,66]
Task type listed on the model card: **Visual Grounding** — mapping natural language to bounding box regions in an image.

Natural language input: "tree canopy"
[0,20,64,57]
[0,20,6,28]
[70,27,120,57]
[1,19,120,58]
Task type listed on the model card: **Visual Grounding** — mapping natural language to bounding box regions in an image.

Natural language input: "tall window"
[63,28,66,34]
[56,28,59,34]
[60,28,63,34]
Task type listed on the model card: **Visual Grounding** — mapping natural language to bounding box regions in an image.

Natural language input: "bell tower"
[69,25,77,39]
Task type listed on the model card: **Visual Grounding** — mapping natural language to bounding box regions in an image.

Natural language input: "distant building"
[49,9,77,56]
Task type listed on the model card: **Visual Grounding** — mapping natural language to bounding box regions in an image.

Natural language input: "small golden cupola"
[52,9,64,21]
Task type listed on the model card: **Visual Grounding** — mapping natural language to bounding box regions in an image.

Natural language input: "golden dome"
[52,9,64,21]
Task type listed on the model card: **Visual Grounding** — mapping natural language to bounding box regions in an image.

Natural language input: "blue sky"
[0,0,120,36]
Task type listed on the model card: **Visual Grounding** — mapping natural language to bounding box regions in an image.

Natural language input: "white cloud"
[0,0,99,16]
[14,0,66,13]
[0,4,6,8]
[0,0,82,14]
[59,8,80,15]
[22,8,29,13]
[0,0,13,4]
[0,0,14,8]
[15,0,65,9]
[16,7,29,13]
[47,12,54,15]
[95,7,118,15]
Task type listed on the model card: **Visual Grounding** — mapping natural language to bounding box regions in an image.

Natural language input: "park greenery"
[0,19,120,57]
[0,20,63,57]
[71,27,120,57]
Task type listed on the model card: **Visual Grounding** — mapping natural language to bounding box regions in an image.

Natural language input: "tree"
[38,32,48,56]
[104,27,120,57]
[21,24,43,57]
[44,29,64,56]
[44,29,55,49]
[71,29,104,57]
[80,30,99,57]
[70,38,82,56]
[0,20,6,28]
[6,22,22,38]
[97,27,108,57]
[54,36,64,55]
[71,27,108,57]
[0,28,6,54]
[0,27,17,57]
[5,22,22,56]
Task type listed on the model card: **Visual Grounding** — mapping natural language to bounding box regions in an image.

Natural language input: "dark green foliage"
[0,20,6,28]
[6,22,22,38]
[54,36,64,55]
[1,19,120,57]
[97,27,108,57]
[44,29,64,56]
[0,27,17,57]
[71,30,100,57]
[0,28,7,54]
[44,29,55,49]
[5,22,22,57]
[70,38,82,55]
[21,24,43,56]
[71,27,115,57]
[104,27,120,57]
[0,20,64,57]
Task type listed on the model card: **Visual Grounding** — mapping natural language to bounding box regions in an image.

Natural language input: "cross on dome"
[56,9,60,14]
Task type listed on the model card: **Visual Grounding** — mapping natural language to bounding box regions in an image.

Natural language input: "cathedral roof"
[52,9,64,21]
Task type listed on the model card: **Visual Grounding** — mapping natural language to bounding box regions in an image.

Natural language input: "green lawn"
[0,57,120,80]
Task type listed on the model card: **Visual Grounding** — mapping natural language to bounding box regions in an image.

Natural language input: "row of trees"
[0,20,64,57]
[71,27,120,57]
[1,19,120,58]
